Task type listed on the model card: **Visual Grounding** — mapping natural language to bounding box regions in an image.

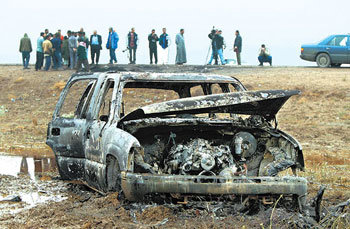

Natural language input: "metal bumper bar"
[121,172,307,202]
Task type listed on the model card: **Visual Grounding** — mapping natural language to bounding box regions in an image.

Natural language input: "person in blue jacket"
[106,27,119,64]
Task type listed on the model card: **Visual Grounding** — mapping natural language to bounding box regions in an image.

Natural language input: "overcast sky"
[1,0,349,65]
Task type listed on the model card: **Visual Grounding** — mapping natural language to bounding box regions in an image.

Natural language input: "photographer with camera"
[207,29,218,65]
[258,44,272,66]
[207,29,226,65]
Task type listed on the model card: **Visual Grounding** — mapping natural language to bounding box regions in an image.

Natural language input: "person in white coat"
[158,28,171,64]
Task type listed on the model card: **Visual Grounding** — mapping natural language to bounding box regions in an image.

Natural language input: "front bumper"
[121,172,307,203]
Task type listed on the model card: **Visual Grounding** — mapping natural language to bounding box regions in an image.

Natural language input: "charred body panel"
[121,173,307,205]
[46,72,306,204]
[122,90,300,122]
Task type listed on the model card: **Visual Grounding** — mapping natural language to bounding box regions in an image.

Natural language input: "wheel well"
[105,154,121,192]
[316,52,332,63]
[106,154,117,162]
[106,154,119,172]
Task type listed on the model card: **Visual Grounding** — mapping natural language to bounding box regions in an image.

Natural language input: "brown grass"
[0,66,349,204]
[51,81,66,91]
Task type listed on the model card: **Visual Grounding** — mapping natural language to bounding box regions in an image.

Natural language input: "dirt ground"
[0,65,349,228]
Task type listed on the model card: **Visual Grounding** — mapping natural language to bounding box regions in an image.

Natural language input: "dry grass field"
[0,65,349,228]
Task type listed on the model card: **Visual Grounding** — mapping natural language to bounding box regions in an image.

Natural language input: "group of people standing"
[18,27,272,70]
[144,28,186,65]
[20,28,102,72]
[19,27,188,71]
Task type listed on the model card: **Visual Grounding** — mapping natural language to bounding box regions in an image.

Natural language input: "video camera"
[209,26,218,42]
[210,26,216,37]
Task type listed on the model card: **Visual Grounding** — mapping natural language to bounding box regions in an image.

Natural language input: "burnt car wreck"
[47,72,307,209]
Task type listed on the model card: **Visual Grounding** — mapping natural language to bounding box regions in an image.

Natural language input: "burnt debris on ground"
[1,172,349,228]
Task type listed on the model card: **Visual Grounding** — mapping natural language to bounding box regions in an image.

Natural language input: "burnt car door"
[85,77,119,162]
[47,76,98,179]
[326,35,348,63]
[84,77,119,183]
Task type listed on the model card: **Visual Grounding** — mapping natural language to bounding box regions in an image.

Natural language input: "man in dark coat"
[148,29,158,64]
[216,30,226,65]
[51,33,62,70]
[62,36,70,66]
[234,30,242,65]
[19,33,32,69]
[90,30,102,65]
[76,38,89,72]
[127,27,138,64]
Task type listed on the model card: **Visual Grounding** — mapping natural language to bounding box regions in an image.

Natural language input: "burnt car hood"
[121,90,300,122]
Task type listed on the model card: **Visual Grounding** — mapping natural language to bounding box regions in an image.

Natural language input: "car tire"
[106,155,121,192]
[316,53,331,67]
[331,63,341,67]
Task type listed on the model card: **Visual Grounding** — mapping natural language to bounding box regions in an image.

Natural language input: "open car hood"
[121,90,300,122]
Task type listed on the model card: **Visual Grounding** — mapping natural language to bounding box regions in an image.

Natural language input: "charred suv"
[47,72,307,207]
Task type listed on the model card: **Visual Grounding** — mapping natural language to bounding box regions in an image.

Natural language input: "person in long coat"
[61,36,70,66]
[175,29,187,65]
[234,30,242,65]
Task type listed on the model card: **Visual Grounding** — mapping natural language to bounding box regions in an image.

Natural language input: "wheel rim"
[318,55,329,67]
[319,57,327,66]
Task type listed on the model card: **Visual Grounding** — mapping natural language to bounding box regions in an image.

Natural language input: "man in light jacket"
[106,27,119,64]
[42,34,53,71]
[68,31,77,69]
[35,32,44,71]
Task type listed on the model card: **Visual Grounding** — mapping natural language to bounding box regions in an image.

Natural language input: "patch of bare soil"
[0,65,349,228]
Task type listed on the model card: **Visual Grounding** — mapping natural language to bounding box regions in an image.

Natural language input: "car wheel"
[316,53,331,67]
[106,155,121,192]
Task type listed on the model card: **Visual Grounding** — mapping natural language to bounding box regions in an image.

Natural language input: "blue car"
[300,35,350,67]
